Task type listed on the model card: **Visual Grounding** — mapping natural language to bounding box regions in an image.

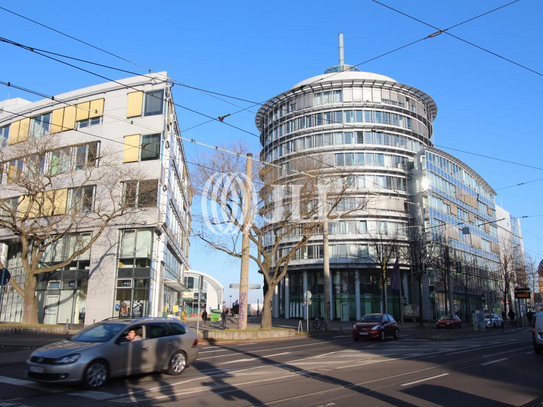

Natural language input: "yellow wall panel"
[51,109,65,134]
[123,134,140,163]
[89,98,104,118]
[63,106,76,130]
[8,121,20,145]
[76,101,90,121]
[127,91,143,118]
[18,118,30,142]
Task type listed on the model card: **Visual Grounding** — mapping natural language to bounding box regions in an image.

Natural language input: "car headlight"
[352,325,358,329]
[371,325,380,331]
[54,354,81,364]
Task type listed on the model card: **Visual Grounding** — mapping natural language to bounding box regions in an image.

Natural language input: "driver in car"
[126,329,142,341]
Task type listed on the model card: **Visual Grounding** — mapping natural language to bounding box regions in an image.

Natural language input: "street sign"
[515,287,531,299]
[304,290,312,300]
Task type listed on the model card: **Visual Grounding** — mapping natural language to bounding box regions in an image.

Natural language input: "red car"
[436,314,462,329]
[352,313,399,341]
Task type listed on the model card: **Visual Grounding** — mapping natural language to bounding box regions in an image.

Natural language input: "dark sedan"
[352,313,399,341]
[436,314,462,329]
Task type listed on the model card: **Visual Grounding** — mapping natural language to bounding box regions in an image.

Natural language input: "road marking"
[219,352,290,364]
[0,375,67,392]
[401,373,449,387]
[481,358,508,366]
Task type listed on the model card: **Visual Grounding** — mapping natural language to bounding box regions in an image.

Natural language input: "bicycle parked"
[311,317,326,332]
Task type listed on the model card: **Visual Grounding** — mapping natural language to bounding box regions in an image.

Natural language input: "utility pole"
[445,242,455,315]
[238,153,253,330]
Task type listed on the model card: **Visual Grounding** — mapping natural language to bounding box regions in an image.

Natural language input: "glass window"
[0,126,9,147]
[141,134,160,161]
[144,89,164,116]
[344,132,353,144]
[31,113,51,138]
[138,180,158,207]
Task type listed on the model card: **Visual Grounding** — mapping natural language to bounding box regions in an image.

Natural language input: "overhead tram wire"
[3,8,540,256]
[1,7,538,198]
[436,144,543,172]
[372,0,543,78]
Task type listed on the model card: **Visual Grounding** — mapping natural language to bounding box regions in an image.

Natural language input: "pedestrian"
[508,309,516,330]
[220,310,226,325]
[527,310,534,326]
[201,309,208,326]
[182,309,187,323]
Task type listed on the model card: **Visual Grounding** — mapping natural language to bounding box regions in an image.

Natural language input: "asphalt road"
[0,328,541,407]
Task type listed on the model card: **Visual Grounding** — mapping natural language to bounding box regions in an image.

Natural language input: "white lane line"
[219,352,291,365]
[481,358,508,366]
[401,373,449,387]
[0,375,68,393]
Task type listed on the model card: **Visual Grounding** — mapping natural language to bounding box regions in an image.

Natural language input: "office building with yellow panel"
[0,72,191,325]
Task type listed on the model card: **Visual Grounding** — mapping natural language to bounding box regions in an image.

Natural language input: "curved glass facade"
[256,69,438,320]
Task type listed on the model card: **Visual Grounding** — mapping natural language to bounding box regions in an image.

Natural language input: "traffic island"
[198,327,297,344]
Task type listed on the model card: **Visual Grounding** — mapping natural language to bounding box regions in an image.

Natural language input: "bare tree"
[497,238,523,315]
[366,230,401,315]
[191,142,366,329]
[0,134,151,325]
[404,227,440,326]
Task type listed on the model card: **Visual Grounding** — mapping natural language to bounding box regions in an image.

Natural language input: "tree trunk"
[22,273,38,325]
[260,285,275,329]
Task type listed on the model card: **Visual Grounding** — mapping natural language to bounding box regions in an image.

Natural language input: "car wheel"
[167,351,187,375]
[436,326,440,330]
[82,360,108,390]
[394,329,399,340]
[380,330,385,341]
[353,337,359,342]
[535,346,541,355]
[459,324,462,329]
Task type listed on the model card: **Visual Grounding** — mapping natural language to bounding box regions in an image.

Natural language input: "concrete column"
[355,270,361,320]
[303,271,308,319]
[284,273,290,319]
[272,284,279,318]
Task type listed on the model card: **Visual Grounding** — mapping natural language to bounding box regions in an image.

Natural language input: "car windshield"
[70,323,126,343]
[439,315,453,321]
[359,315,382,323]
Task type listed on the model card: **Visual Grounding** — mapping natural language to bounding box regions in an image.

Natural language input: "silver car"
[26,317,199,389]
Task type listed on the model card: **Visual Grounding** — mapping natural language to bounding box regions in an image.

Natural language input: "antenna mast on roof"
[339,33,344,66]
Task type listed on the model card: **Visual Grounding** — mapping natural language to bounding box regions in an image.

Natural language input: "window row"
[1,186,96,219]
[5,98,105,145]
[265,110,422,145]
[262,88,428,128]
[0,142,99,185]
[265,130,425,162]
[334,152,409,169]
[42,233,92,264]
[2,89,165,147]
[264,220,407,247]
[426,152,493,202]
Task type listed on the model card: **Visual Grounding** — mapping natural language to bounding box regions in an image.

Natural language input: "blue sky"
[1,0,542,305]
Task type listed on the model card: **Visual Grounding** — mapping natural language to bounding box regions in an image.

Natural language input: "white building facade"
[0,72,191,325]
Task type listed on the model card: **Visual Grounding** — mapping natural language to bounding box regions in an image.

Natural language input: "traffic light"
[455,261,462,274]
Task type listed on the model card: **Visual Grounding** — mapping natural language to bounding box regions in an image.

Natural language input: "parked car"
[352,313,399,341]
[532,311,543,354]
[436,314,462,329]
[26,317,199,389]
[484,313,504,328]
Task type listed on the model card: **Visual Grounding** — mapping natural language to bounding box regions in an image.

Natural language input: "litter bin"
[210,309,221,322]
